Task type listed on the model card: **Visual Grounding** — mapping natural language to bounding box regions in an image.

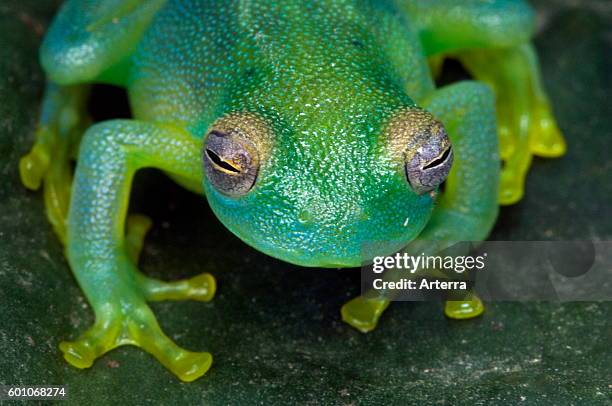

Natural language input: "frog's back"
[129,0,432,135]
[129,0,243,133]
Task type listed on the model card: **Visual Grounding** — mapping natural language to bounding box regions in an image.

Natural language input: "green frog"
[19,0,565,381]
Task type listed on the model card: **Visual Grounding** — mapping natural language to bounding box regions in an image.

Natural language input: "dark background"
[0,1,610,404]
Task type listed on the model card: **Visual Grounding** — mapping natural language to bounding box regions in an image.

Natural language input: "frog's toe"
[19,139,51,190]
[529,103,567,158]
[341,296,389,333]
[499,167,526,205]
[127,307,212,382]
[499,146,533,205]
[185,273,217,302]
[165,351,213,383]
[59,319,121,369]
[60,340,97,369]
[126,214,154,263]
[138,272,217,302]
[43,161,73,244]
[444,293,484,320]
[60,338,107,369]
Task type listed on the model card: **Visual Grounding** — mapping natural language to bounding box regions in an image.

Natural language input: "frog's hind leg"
[456,45,566,204]
[19,83,90,243]
[404,0,566,204]
[21,0,168,241]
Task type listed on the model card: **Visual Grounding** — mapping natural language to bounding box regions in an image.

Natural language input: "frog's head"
[195,0,454,267]
[200,102,452,268]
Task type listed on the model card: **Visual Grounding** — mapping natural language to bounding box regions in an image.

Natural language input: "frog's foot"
[60,257,215,381]
[496,96,567,204]
[444,292,484,320]
[497,102,566,204]
[19,84,90,243]
[341,296,390,333]
[455,45,566,205]
[60,302,213,382]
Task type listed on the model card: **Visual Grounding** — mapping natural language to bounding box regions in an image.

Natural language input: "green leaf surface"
[0,1,610,404]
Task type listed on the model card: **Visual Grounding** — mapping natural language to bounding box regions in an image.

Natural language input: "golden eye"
[406,142,453,194]
[385,108,453,195]
[202,112,273,197]
[205,131,244,174]
[203,129,259,196]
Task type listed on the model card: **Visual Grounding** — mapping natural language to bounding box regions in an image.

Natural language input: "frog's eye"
[203,129,259,196]
[404,124,453,195]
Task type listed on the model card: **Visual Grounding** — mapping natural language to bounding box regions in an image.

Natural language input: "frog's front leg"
[343,81,499,332]
[63,120,213,382]
[402,0,566,204]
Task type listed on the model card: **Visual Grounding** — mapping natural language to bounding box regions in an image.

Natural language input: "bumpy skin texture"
[19,0,565,381]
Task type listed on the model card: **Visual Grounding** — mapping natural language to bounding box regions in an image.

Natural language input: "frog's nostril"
[297,209,314,225]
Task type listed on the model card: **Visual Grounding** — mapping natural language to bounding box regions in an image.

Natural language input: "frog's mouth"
[249,242,364,269]
[282,255,361,269]
[235,228,411,270]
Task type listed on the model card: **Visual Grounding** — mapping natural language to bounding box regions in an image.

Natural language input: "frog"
[19,0,565,382]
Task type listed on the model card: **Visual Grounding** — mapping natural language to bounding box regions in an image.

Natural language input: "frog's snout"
[296,205,369,227]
